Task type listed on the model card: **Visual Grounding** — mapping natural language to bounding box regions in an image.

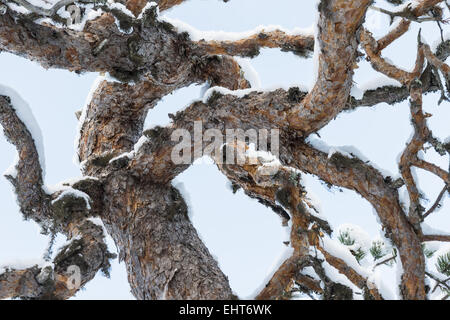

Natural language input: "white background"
[0,0,449,299]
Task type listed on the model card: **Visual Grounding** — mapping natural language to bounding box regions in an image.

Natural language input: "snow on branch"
[173,21,315,58]
[0,89,115,299]
[209,143,381,299]
[287,0,373,135]
[287,141,427,299]
[0,89,50,223]
[6,0,94,17]
[0,218,115,299]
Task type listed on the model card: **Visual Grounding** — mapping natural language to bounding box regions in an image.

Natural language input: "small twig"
[426,271,450,294]
[437,21,444,43]
[422,43,450,103]
[422,184,449,220]
[370,5,442,24]
[372,252,397,270]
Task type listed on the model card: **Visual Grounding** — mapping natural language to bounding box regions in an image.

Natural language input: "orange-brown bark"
[288,0,371,134]
[195,30,314,58]
[1,0,449,301]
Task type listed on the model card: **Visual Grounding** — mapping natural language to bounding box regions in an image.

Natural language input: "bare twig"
[422,184,449,219]
[194,30,314,58]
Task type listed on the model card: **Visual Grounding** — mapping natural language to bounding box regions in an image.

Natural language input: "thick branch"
[0,218,114,300]
[194,30,314,58]
[284,142,426,300]
[287,0,371,134]
[0,94,113,299]
[125,0,190,16]
[0,95,50,222]
[375,0,445,52]
[399,81,429,225]
[101,175,234,299]
[422,184,449,219]
[316,244,383,300]
[0,8,138,73]
[422,234,450,242]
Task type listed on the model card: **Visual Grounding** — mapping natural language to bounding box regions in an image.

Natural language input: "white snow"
[172,181,193,217]
[311,0,321,86]
[137,1,157,19]
[202,82,308,104]
[234,57,261,89]
[302,266,321,282]
[248,245,295,299]
[43,176,98,194]
[395,254,405,299]
[3,153,19,178]
[368,267,397,300]
[425,243,450,295]
[245,143,280,165]
[44,176,96,210]
[422,222,450,237]
[306,135,397,178]
[86,216,103,227]
[327,147,352,159]
[0,258,52,275]
[398,185,411,212]
[202,86,254,103]
[73,75,106,165]
[350,76,402,100]
[86,217,109,236]
[0,84,46,179]
[431,31,450,53]
[67,5,103,32]
[303,189,325,218]
[109,135,149,163]
[7,2,31,14]
[321,235,370,278]
[159,16,314,42]
[24,0,56,9]
[131,135,149,154]
[337,224,372,250]
[107,0,134,18]
[114,18,134,34]
[314,248,361,295]
[51,188,92,210]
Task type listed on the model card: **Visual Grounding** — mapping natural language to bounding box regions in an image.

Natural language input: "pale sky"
[0,0,448,299]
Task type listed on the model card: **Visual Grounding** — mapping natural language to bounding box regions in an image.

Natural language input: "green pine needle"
[352,248,366,264]
[437,252,450,276]
[338,230,355,246]
[369,241,386,261]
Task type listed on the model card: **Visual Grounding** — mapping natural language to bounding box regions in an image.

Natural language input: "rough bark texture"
[102,175,233,299]
[0,0,449,300]
[0,96,114,299]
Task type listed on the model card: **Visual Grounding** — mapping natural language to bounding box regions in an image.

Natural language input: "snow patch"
[202,82,308,104]
[0,258,52,275]
[322,235,370,278]
[351,77,402,100]
[73,75,107,165]
[159,16,314,42]
[235,57,261,89]
[0,84,46,179]
[306,135,397,178]
[51,188,92,210]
